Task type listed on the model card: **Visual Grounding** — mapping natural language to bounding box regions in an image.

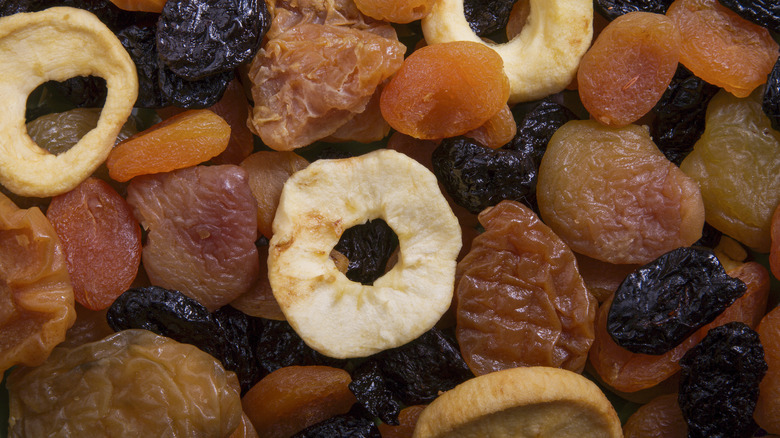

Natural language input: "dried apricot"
[378,405,426,438]
[241,365,356,438]
[622,393,687,438]
[754,305,780,434]
[578,12,680,126]
[380,41,510,140]
[462,104,517,149]
[106,109,231,182]
[771,203,780,279]
[108,0,167,12]
[537,120,705,264]
[354,0,434,23]
[666,0,779,98]
[60,304,114,349]
[46,178,141,311]
[574,253,640,303]
[323,83,392,144]
[230,244,286,321]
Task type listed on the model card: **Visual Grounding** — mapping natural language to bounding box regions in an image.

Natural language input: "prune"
[117,25,168,109]
[607,247,747,355]
[504,97,579,167]
[47,76,107,108]
[594,0,674,21]
[334,219,399,285]
[157,0,269,80]
[0,0,153,32]
[463,0,518,36]
[432,136,536,214]
[213,305,264,392]
[717,0,780,33]
[764,56,780,132]
[348,360,402,425]
[290,414,381,438]
[255,319,347,376]
[651,66,720,165]
[678,322,767,438]
[158,61,234,109]
[755,305,780,434]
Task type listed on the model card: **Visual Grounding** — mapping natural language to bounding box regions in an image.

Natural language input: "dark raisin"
[678,322,767,438]
[651,65,719,165]
[607,246,747,355]
[158,60,234,109]
[334,219,399,285]
[432,136,537,214]
[348,360,402,425]
[118,25,169,109]
[463,0,518,37]
[290,414,381,438]
[505,97,580,167]
[255,319,346,375]
[594,0,674,21]
[156,0,270,80]
[763,56,780,132]
[717,0,780,34]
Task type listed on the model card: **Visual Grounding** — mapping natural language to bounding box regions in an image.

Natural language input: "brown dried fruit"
[622,393,687,438]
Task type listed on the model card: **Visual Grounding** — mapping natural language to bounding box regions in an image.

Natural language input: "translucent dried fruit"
[716,0,780,33]
[323,83,392,144]
[678,322,767,438]
[334,219,399,285]
[666,0,779,98]
[574,253,640,303]
[456,200,596,375]
[126,165,259,311]
[0,192,76,375]
[764,56,780,133]
[679,88,780,252]
[354,0,434,23]
[26,107,138,155]
[241,365,356,438]
[578,12,681,127]
[771,204,780,280]
[291,414,381,437]
[377,405,425,438]
[595,0,674,20]
[755,305,780,434]
[380,41,509,140]
[60,304,114,349]
[537,120,705,264]
[622,393,687,438]
[6,329,242,437]
[46,178,142,310]
[463,0,517,36]
[209,79,256,165]
[106,109,231,182]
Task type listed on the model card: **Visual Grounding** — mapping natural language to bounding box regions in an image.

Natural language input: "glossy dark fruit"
[334,219,399,285]
[764,56,780,132]
[212,305,264,394]
[463,0,518,36]
[594,0,674,20]
[652,66,720,165]
[158,60,234,109]
[0,0,155,32]
[290,414,381,438]
[679,322,767,438]
[48,76,107,108]
[157,0,270,80]
[255,319,346,376]
[717,0,780,33]
[118,25,168,109]
[348,360,402,425]
[607,246,747,355]
[505,97,579,167]
[432,136,537,214]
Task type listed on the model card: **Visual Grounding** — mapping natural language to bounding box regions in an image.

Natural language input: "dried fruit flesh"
[463,0,517,36]
[578,12,681,127]
[26,108,138,155]
[764,57,780,132]
[716,0,780,33]
[230,243,286,321]
[574,253,640,303]
[537,120,705,264]
[60,304,114,349]
[291,414,381,437]
[349,359,403,425]
[377,405,425,438]
[595,0,674,20]
[456,200,596,375]
[622,393,686,438]
[666,0,779,98]
[354,0,434,23]
[771,204,780,280]
[679,88,780,252]
[208,78,256,165]
[109,0,167,13]
[754,305,780,434]
[46,178,142,310]
[462,104,517,149]
[380,41,510,140]
[334,219,399,285]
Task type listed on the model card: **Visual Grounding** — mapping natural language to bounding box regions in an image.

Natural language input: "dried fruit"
[377,405,425,438]
[61,304,114,349]
[764,56,780,132]
[348,360,403,425]
[230,243,286,321]
[462,104,517,149]
[158,62,235,109]
[109,0,167,13]
[117,24,168,109]
[334,219,399,285]
[254,319,347,376]
[755,305,780,434]
[716,0,780,33]
[504,97,579,165]
[463,0,517,36]
[574,253,640,303]
[622,393,687,438]
[772,204,780,280]
[354,0,435,23]
[208,79,258,165]
[594,0,674,20]
[291,414,381,437]
[26,108,138,155]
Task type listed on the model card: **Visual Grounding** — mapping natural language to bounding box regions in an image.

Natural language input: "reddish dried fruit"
[230,244,286,321]
[208,78,256,165]
[377,405,426,438]
[623,393,687,438]
[772,204,780,280]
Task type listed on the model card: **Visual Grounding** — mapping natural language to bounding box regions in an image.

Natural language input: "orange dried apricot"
[106,109,230,182]
[378,405,426,438]
[108,0,167,12]
[754,305,780,434]
[462,104,517,149]
[578,12,680,126]
[354,0,434,23]
[771,203,780,280]
[666,0,779,98]
[230,413,261,438]
[622,393,687,438]
[380,41,510,140]
[46,178,142,311]
[241,365,356,438]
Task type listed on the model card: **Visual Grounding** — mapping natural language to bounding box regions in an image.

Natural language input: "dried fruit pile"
[0,0,779,437]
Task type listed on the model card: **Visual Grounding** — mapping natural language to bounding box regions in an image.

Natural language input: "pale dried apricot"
[755,305,780,434]
[623,393,687,438]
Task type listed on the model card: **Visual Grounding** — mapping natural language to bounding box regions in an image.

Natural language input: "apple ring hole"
[333,218,400,286]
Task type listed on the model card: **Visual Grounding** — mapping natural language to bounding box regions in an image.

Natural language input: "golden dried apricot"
[354,0,434,23]
[666,0,779,98]
[241,365,356,438]
[324,83,392,144]
[622,393,687,438]
[578,12,680,127]
[755,305,780,434]
[380,41,510,140]
[463,104,517,149]
[537,120,705,264]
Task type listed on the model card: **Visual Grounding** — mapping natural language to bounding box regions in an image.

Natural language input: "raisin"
[755,305,780,434]
[333,219,399,285]
[290,414,381,438]
[432,136,537,214]
[678,322,767,438]
[716,0,780,33]
[158,61,235,109]
[607,247,747,355]
[157,0,270,80]
[348,360,402,425]
[595,0,674,20]
[622,393,687,438]
[763,56,780,132]
[255,319,347,376]
[463,0,518,36]
[117,24,168,109]
[504,97,579,167]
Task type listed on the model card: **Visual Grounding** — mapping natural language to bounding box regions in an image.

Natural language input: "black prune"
[0,0,155,32]
[118,25,169,109]
[505,97,579,167]
[158,60,234,109]
[432,136,537,214]
[763,56,780,132]
[678,322,767,438]
[47,76,107,108]
[348,360,402,425]
[607,246,747,355]
[255,319,346,376]
[290,414,381,438]
[213,305,264,393]
[157,0,270,80]
[717,0,780,34]
[594,0,674,21]
[463,0,518,37]
[334,219,399,285]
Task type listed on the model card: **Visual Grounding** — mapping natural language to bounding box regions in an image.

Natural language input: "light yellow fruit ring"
[0,7,138,197]
[268,149,462,358]
[413,366,623,438]
[421,0,593,103]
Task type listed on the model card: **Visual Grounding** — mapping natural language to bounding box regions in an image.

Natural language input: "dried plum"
[505,97,579,167]
[118,25,168,109]
[432,136,537,214]
[348,360,402,425]
[463,0,518,36]
[255,319,346,376]
[158,60,234,109]
[157,0,270,80]
[0,0,155,32]
[764,56,780,132]
[678,322,767,438]
[334,219,399,285]
[717,0,780,34]
[594,0,674,21]
[290,414,381,438]
[607,247,747,355]
[47,76,107,109]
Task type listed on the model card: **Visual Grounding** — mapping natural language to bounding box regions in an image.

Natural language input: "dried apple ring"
[421,0,593,103]
[0,7,138,197]
[268,149,461,358]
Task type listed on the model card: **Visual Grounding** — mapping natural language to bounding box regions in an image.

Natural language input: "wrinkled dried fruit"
[291,414,381,437]
[109,0,167,13]
[26,108,138,155]
[463,0,517,36]
[354,0,435,23]
[504,97,579,165]
[209,79,259,165]
[230,243,286,321]
[763,56,780,133]
[595,0,674,20]
[622,393,686,438]
[255,319,347,376]
[117,24,168,109]
[334,219,399,285]
[716,0,780,33]
[462,104,517,149]
[349,360,402,425]
[755,305,780,434]
[771,204,780,280]
[377,405,425,438]
[159,63,234,109]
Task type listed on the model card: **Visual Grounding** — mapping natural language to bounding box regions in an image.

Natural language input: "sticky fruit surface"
[755,305,780,434]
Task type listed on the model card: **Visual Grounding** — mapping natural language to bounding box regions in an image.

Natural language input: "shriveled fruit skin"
[209,78,256,165]
[354,0,434,23]
[456,200,596,376]
[230,243,286,320]
[462,104,517,149]
[755,305,780,434]
[595,0,674,20]
[622,393,686,438]
[666,0,779,98]
[463,0,517,36]
[26,107,137,155]
[6,329,242,437]
[291,414,381,437]
[349,360,403,425]
[334,219,399,285]
[578,12,681,127]
[46,178,142,311]
[380,41,510,140]
[537,120,705,264]
[241,365,356,438]
[679,88,780,252]
[0,192,76,375]
[764,57,780,132]
[126,165,259,311]
[771,204,780,280]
